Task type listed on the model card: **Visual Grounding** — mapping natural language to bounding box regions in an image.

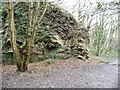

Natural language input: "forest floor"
[2,56,119,88]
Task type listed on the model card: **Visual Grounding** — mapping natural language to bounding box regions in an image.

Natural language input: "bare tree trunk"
[31,1,48,46]
[31,0,40,46]
[22,1,33,72]
[8,1,22,71]
[22,1,48,72]
[8,1,48,72]
[96,39,100,56]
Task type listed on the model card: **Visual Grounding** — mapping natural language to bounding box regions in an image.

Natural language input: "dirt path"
[2,58,118,88]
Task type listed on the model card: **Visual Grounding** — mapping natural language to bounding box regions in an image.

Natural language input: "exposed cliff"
[2,2,89,64]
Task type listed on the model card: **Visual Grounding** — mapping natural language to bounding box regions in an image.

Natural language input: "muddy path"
[2,58,118,88]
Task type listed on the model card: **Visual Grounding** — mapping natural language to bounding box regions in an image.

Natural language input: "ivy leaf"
[20,41,26,49]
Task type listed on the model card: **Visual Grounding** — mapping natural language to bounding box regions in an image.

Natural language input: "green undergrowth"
[2,2,86,64]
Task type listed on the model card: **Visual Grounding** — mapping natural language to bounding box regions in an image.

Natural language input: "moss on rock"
[2,2,89,64]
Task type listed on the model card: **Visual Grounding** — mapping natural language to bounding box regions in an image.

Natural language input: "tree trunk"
[22,2,33,72]
[8,1,22,71]
[8,1,47,72]
[22,1,48,72]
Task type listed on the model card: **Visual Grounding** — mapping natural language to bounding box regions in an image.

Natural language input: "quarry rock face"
[2,2,89,63]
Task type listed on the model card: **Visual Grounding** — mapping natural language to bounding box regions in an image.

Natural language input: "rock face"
[2,2,89,63]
